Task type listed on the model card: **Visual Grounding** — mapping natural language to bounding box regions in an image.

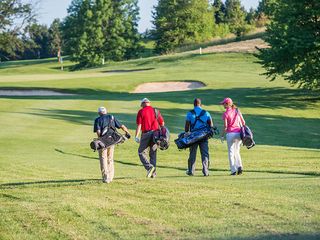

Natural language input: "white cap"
[141,98,150,104]
[98,106,107,114]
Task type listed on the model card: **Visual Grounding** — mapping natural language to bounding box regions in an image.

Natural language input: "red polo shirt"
[136,106,164,132]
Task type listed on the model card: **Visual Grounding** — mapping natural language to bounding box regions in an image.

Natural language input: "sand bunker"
[0,90,76,96]
[133,81,205,93]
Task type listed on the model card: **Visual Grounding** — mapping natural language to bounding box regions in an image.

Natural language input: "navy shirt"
[186,106,212,131]
[93,114,122,133]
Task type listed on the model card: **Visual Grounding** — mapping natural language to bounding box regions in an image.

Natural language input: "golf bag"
[90,116,126,152]
[174,126,214,150]
[174,109,218,149]
[240,125,255,149]
[153,126,170,150]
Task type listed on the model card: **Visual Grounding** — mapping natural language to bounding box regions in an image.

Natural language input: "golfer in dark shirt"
[93,106,130,183]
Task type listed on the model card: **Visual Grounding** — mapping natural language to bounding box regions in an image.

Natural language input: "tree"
[257,0,320,89]
[121,0,141,59]
[224,0,246,36]
[255,0,274,27]
[48,18,62,57]
[62,0,140,67]
[153,0,214,54]
[212,0,226,24]
[23,23,50,59]
[0,0,35,60]
[245,7,256,25]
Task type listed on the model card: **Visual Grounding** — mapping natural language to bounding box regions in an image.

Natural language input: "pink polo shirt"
[222,108,245,133]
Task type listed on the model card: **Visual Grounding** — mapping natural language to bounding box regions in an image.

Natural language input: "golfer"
[220,98,245,175]
[93,106,131,183]
[185,98,214,176]
[135,98,165,178]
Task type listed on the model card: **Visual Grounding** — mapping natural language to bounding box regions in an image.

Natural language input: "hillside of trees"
[0,0,268,64]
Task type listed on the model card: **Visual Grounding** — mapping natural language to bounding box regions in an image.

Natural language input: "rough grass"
[0,51,319,240]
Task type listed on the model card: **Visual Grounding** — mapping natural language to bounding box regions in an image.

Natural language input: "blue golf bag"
[240,125,255,149]
[174,126,214,149]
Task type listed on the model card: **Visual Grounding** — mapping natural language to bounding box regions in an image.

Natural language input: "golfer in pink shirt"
[220,98,246,175]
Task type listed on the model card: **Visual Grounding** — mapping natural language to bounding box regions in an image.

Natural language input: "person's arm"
[120,125,131,139]
[96,130,101,137]
[207,116,213,127]
[185,121,191,132]
[221,118,228,137]
[93,118,101,137]
[120,125,129,134]
[135,124,141,142]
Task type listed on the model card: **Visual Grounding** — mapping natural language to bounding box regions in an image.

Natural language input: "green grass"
[0,51,319,240]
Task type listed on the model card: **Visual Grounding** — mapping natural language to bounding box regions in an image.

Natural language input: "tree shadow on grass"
[0,86,319,110]
[0,179,101,189]
[54,148,186,171]
[226,233,320,240]
[0,58,58,70]
[1,172,318,190]
[21,106,320,149]
[53,149,320,177]
[101,67,155,73]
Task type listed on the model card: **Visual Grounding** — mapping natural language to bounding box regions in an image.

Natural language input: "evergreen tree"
[245,7,256,25]
[212,0,226,24]
[153,0,214,54]
[62,0,140,67]
[224,0,246,36]
[122,0,141,59]
[258,0,320,89]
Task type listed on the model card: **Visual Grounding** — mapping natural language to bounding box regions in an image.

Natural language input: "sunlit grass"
[0,51,319,239]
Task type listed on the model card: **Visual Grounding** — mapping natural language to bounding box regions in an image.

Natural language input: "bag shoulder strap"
[235,108,243,127]
[190,109,207,129]
[154,108,161,130]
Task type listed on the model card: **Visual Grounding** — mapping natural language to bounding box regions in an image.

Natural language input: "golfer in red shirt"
[135,98,165,178]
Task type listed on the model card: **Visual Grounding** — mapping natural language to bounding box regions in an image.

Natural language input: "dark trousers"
[188,139,209,176]
[138,131,157,171]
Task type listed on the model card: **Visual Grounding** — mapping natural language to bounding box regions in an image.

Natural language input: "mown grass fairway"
[0,52,319,240]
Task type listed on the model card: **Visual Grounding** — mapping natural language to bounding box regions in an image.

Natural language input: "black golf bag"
[240,125,255,149]
[153,126,170,150]
[90,116,126,151]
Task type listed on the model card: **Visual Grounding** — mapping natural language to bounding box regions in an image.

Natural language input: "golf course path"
[132,81,205,93]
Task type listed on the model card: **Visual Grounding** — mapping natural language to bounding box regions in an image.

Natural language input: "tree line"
[0,0,318,89]
[152,0,268,54]
[0,0,267,63]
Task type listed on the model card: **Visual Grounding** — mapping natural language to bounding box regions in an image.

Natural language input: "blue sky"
[37,0,259,32]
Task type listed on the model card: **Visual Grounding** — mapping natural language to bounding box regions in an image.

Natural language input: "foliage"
[212,0,226,24]
[224,0,247,37]
[23,23,51,59]
[48,19,63,57]
[62,0,141,67]
[153,0,214,54]
[0,0,34,60]
[257,0,320,89]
